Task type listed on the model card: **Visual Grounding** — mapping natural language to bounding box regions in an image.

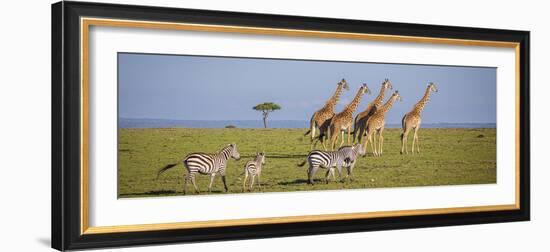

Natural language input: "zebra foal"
[157,144,241,194]
[242,152,266,192]
[298,144,365,184]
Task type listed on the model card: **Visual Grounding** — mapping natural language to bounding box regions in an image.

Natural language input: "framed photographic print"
[51,1,530,250]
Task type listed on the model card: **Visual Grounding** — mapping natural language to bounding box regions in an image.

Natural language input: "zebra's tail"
[297,160,307,167]
[156,162,179,179]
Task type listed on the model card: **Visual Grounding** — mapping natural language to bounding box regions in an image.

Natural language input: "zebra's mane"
[214,145,233,159]
[218,144,233,152]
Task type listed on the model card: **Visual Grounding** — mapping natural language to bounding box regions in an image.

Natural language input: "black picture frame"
[52,1,530,251]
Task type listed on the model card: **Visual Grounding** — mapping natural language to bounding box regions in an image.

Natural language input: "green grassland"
[118,128,496,198]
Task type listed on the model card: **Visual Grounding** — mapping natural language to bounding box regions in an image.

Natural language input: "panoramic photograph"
[117,52,496,198]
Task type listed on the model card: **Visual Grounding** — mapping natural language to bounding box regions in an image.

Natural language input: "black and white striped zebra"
[297,144,365,184]
[157,144,241,194]
[242,152,266,192]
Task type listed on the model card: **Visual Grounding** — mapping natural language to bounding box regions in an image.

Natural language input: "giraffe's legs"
[311,124,317,142]
[357,122,367,145]
[312,129,322,150]
[312,134,323,150]
[360,127,368,145]
[320,124,330,151]
[414,126,420,154]
[401,128,410,154]
[372,132,378,157]
[363,130,373,156]
[310,123,319,150]
[353,128,359,145]
[378,132,382,157]
[352,121,360,144]
[379,127,385,156]
[348,124,351,145]
[330,125,338,151]
[363,132,369,155]
[411,127,416,154]
[372,131,378,157]
[376,130,382,157]
[339,130,345,147]
[362,133,368,154]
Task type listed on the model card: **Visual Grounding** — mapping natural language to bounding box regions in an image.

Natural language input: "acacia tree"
[253,102,281,128]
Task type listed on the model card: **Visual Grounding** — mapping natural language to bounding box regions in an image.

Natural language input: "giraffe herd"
[159,78,439,192]
[307,78,438,156]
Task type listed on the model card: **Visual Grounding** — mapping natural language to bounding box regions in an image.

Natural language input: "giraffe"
[401,82,438,154]
[328,83,371,150]
[304,79,349,149]
[363,90,402,156]
[353,78,393,144]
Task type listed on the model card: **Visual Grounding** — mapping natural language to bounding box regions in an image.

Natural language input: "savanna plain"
[118,128,496,198]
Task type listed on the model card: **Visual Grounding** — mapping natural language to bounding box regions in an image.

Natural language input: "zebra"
[297,144,365,184]
[242,152,266,192]
[157,143,241,194]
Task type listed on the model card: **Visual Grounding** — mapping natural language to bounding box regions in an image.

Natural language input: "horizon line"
[119,117,496,125]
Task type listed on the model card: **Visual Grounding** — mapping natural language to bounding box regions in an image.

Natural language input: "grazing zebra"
[297,144,365,184]
[157,144,241,194]
[242,152,266,192]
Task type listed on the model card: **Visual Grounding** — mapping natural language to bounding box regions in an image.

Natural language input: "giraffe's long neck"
[379,95,398,114]
[372,84,388,106]
[343,88,365,114]
[324,84,344,112]
[412,87,432,114]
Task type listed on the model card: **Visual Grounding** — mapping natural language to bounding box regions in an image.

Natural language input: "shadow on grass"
[119,189,232,197]
[268,154,306,159]
[277,178,326,185]
[238,154,306,159]
[119,189,177,197]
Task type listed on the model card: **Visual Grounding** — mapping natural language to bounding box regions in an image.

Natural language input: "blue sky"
[118,53,496,124]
